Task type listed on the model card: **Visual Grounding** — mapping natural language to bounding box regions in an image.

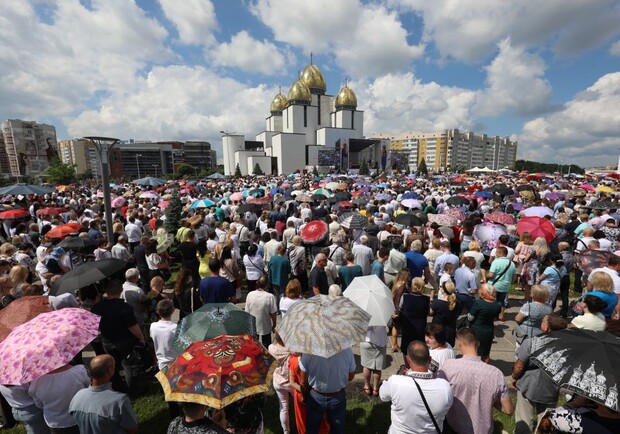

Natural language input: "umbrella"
[375,193,392,201]
[338,201,353,208]
[0,184,54,195]
[0,209,29,219]
[36,207,66,216]
[578,249,612,276]
[589,201,618,210]
[50,258,127,296]
[596,185,614,194]
[520,206,554,218]
[343,276,394,327]
[486,184,513,196]
[173,304,256,352]
[325,182,340,191]
[338,212,368,230]
[427,213,457,227]
[545,192,565,201]
[229,192,244,202]
[475,191,494,199]
[248,188,265,197]
[516,216,556,244]
[334,191,352,201]
[579,184,596,192]
[139,190,159,199]
[111,197,126,208]
[516,184,537,192]
[395,213,423,227]
[206,172,226,180]
[312,188,333,197]
[191,199,215,209]
[158,200,170,210]
[401,192,418,200]
[484,212,516,226]
[156,334,275,409]
[237,203,259,214]
[531,328,620,411]
[0,308,100,384]
[278,295,371,358]
[133,177,166,187]
[247,196,272,205]
[300,220,329,244]
[446,196,470,206]
[58,236,96,250]
[295,194,313,203]
[351,198,367,206]
[411,210,429,225]
[473,222,508,254]
[45,223,82,239]
[401,199,422,209]
[0,296,51,342]
[519,190,536,200]
[569,188,587,198]
[55,185,74,193]
[152,233,174,253]
[311,194,328,202]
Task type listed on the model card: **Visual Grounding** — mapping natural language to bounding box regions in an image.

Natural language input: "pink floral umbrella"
[485,212,516,226]
[0,308,100,385]
[229,192,244,201]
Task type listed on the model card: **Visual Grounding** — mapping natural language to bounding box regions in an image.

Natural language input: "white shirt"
[243,254,265,280]
[279,297,302,317]
[588,267,620,293]
[429,345,456,369]
[379,374,453,434]
[150,320,178,369]
[490,246,515,261]
[125,223,142,243]
[111,244,131,262]
[122,282,146,325]
[245,289,277,336]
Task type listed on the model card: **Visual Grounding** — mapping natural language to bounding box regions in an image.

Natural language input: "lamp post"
[136,153,142,178]
[84,136,118,245]
[152,164,158,178]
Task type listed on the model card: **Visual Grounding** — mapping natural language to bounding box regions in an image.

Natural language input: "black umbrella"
[311,194,328,202]
[0,184,55,195]
[58,236,96,250]
[446,196,470,206]
[531,328,620,411]
[133,177,166,187]
[395,213,423,227]
[411,210,429,225]
[487,183,513,196]
[515,184,537,192]
[50,258,127,296]
[334,191,352,201]
[352,198,368,206]
[589,201,618,210]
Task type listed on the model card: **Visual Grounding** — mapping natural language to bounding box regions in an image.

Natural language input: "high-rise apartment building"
[0,119,58,177]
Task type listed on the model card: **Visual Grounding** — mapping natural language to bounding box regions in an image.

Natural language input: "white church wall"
[223,135,245,176]
[234,150,264,176]
[272,133,306,175]
[247,156,272,175]
[316,127,357,148]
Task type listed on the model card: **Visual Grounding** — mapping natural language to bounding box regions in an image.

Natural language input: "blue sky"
[1,0,619,167]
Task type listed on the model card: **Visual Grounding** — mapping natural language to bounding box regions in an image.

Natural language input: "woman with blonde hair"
[390,269,410,352]
[279,279,302,317]
[429,280,460,346]
[9,265,30,298]
[585,271,618,319]
[523,237,550,302]
[112,222,124,244]
[462,240,486,284]
[399,276,430,355]
[468,283,501,363]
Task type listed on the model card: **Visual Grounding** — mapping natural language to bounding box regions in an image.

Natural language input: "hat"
[51,247,66,257]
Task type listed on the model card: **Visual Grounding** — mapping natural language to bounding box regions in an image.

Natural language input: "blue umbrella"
[191,199,215,208]
[475,191,493,198]
[271,187,283,196]
[401,192,418,200]
[133,177,166,187]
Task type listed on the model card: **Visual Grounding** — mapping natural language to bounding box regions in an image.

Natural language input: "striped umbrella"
[191,199,215,208]
[338,212,368,229]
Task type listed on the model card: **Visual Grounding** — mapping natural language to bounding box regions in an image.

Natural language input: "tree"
[359,159,369,175]
[175,163,196,178]
[45,157,77,184]
[164,189,182,234]
[252,163,264,176]
[417,158,428,176]
[234,163,242,178]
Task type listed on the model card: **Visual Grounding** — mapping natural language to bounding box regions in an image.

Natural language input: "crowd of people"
[0,169,619,433]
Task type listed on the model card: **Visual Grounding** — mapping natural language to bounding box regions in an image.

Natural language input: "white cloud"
[519,72,620,166]
[611,40,620,56]
[475,39,552,116]
[391,0,620,63]
[250,0,424,77]
[354,73,478,134]
[0,0,171,118]
[157,0,218,45]
[211,31,291,75]
[66,65,275,156]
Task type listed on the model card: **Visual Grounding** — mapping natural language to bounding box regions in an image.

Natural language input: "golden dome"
[287,79,311,105]
[270,92,288,114]
[335,85,357,110]
[301,64,326,95]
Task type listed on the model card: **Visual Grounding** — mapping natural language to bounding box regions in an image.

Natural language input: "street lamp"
[136,153,142,178]
[152,164,158,178]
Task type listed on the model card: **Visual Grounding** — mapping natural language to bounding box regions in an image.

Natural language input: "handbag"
[411,377,444,433]
[512,302,530,344]
[159,268,172,281]
[456,315,470,330]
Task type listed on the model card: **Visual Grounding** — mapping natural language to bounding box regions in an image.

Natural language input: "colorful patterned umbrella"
[517,216,556,244]
[300,220,329,244]
[295,194,313,203]
[473,222,508,255]
[278,295,371,358]
[578,249,612,276]
[156,335,275,409]
[173,303,256,352]
[111,197,126,208]
[570,188,587,197]
[444,207,466,222]
[428,213,457,227]
[312,188,333,197]
[0,296,51,342]
[485,212,516,226]
[337,212,368,229]
[0,308,100,385]
[191,199,215,208]
[45,223,82,239]
[229,192,244,201]
[139,190,159,199]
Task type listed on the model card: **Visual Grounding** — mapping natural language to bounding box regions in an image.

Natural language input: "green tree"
[252,163,264,176]
[45,157,77,184]
[358,159,369,175]
[417,158,428,176]
[234,163,242,178]
[175,163,196,178]
[164,189,182,234]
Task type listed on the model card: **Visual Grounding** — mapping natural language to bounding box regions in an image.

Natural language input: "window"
[304,106,307,127]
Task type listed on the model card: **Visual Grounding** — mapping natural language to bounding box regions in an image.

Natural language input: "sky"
[1,0,620,168]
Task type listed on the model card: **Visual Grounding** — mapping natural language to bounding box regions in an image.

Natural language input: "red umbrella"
[578,183,596,192]
[485,212,516,226]
[36,207,66,216]
[338,201,353,208]
[300,220,329,244]
[0,209,29,219]
[526,174,541,181]
[247,196,272,205]
[516,216,556,244]
[46,223,82,239]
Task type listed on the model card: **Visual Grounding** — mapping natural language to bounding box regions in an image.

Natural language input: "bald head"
[315,253,327,269]
[89,354,115,381]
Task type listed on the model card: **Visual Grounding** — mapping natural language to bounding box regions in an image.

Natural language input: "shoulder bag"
[489,261,511,285]
[411,377,444,433]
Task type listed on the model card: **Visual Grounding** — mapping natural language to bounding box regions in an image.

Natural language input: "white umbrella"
[520,206,554,218]
[343,275,394,327]
[401,198,421,209]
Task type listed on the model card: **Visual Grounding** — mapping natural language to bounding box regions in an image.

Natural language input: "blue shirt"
[299,348,356,393]
[370,260,385,283]
[199,276,236,303]
[404,251,429,278]
[69,384,137,434]
[454,266,478,295]
[588,291,618,318]
[434,252,460,277]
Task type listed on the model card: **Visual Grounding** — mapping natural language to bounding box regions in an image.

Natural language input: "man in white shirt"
[352,236,374,275]
[244,276,277,347]
[111,236,132,263]
[263,232,280,265]
[384,238,406,287]
[380,341,453,434]
[587,253,620,294]
[122,268,147,326]
[149,300,178,370]
[125,216,142,253]
[282,221,297,248]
